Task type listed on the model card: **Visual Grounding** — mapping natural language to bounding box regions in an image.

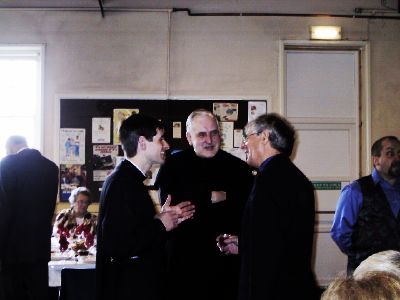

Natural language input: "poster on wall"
[219,122,234,149]
[248,101,267,122]
[113,108,139,145]
[213,103,238,121]
[172,122,182,139]
[233,129,243,148]
[60,128,86,164]
[60,164,87,201]
[93,145,119,182]
[92,117,111,143]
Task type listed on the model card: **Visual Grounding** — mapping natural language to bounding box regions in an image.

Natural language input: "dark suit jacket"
[0,149,58,263]
[239,154,317,300]
[96,159,168,300]
[155,148,254,300]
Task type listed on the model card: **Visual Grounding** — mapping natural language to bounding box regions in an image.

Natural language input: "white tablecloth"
[48,257,96,287]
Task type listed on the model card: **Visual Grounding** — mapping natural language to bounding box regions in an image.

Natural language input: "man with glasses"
[218,113,318,300]
[155,109,253,300]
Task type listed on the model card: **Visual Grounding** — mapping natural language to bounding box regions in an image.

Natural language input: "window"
[0,45,43,159]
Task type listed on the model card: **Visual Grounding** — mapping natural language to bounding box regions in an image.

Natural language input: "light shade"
[310,26,342,40]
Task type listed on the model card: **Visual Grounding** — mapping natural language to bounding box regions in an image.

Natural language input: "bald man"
[0,135,59,300]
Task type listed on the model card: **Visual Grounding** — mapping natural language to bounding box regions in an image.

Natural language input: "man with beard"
[332,136,400,274]
[155,109,253,300]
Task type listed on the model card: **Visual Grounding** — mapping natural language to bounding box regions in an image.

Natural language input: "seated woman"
[53,187,97,253]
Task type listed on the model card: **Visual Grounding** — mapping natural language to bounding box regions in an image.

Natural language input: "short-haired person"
[353,250,400,280]
[53,187,97,252]
[218,113,318,299]
[155,109,254,300]
[321,271,400,300]
[95,114,195,300]
[0,135,59,300]
[331,136,400,273]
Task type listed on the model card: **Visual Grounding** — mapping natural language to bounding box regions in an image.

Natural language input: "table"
[48,256,96,287]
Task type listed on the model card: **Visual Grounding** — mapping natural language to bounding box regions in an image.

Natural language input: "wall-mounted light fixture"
[310,26,342,40]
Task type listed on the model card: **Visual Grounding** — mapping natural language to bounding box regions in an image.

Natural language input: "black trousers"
[1,260,49,300]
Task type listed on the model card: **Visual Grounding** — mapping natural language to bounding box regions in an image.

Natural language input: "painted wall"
[0,10,398,157]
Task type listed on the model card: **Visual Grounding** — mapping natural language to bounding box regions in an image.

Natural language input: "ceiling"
[0,0,398,16]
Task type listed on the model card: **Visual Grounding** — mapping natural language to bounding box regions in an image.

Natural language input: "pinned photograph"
[60,164,87,201]
[234,129,244,148]
[172,122,182,139]
[248,101,267,122]
[113,108,139,145]
[93,145,119,181]
[60,128,85,164]
[92,117,111,143]
[213,103,238,121]
[219,121,234,149]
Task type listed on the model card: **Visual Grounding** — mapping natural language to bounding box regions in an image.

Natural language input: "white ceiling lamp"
[310,26,342,40]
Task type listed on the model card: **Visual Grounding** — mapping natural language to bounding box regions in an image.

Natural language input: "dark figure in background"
[331,136,400,273]
[0,135,59,300]
[218,113,318,300]
[96,115,194,300]
[155,109,254,300]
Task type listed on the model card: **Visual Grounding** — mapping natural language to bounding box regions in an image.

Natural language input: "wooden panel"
[286,51,358,119]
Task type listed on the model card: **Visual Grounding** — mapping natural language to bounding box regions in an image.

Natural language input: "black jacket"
[156,148,254,300]
[96,159,167,300]
[0,149,58,263]
[239,154,317,300]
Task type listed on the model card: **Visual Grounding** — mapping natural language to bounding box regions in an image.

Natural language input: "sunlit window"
[0,45,43,159]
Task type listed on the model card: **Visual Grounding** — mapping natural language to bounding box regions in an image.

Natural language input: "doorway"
[280,40,370,285]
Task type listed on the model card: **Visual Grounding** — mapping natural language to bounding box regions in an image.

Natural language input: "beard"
[388,160,400,178]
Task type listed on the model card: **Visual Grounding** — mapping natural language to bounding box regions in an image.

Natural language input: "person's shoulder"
[55,208,71,220]
[342,178,363,194]
[110,160,144,183]
[0,154,14,166]
[165,148,192,165]
[23,149,58,169]
[218,149,247,165]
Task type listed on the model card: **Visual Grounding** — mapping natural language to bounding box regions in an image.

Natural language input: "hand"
[216,234,239,255]
[161,195,195,224]
[211,191,227,204]
[155,210,179,232]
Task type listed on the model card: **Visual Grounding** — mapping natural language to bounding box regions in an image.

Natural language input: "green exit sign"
[312,181,342,190]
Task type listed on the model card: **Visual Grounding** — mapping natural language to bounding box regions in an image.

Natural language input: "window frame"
[0,44,45,156]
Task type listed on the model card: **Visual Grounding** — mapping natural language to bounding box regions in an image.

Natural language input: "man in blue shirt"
[331,136,400,273]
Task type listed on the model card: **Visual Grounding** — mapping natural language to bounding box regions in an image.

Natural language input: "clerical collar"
[125,158,146,177]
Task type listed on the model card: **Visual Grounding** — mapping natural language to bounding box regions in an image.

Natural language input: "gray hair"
[353,250,400,280]
[246,113,295,156]
[68,186,92,206]
[6,135,28,155]
[186,109,219,133]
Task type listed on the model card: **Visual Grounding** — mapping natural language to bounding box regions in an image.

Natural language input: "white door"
[284,46,361,285]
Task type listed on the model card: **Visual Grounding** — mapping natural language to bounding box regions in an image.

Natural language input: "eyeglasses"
[242,132,260,143]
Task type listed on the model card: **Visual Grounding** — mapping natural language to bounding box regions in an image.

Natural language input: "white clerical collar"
[126,158,146,177]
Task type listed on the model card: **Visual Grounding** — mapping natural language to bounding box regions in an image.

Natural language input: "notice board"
[59,98,267,201]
